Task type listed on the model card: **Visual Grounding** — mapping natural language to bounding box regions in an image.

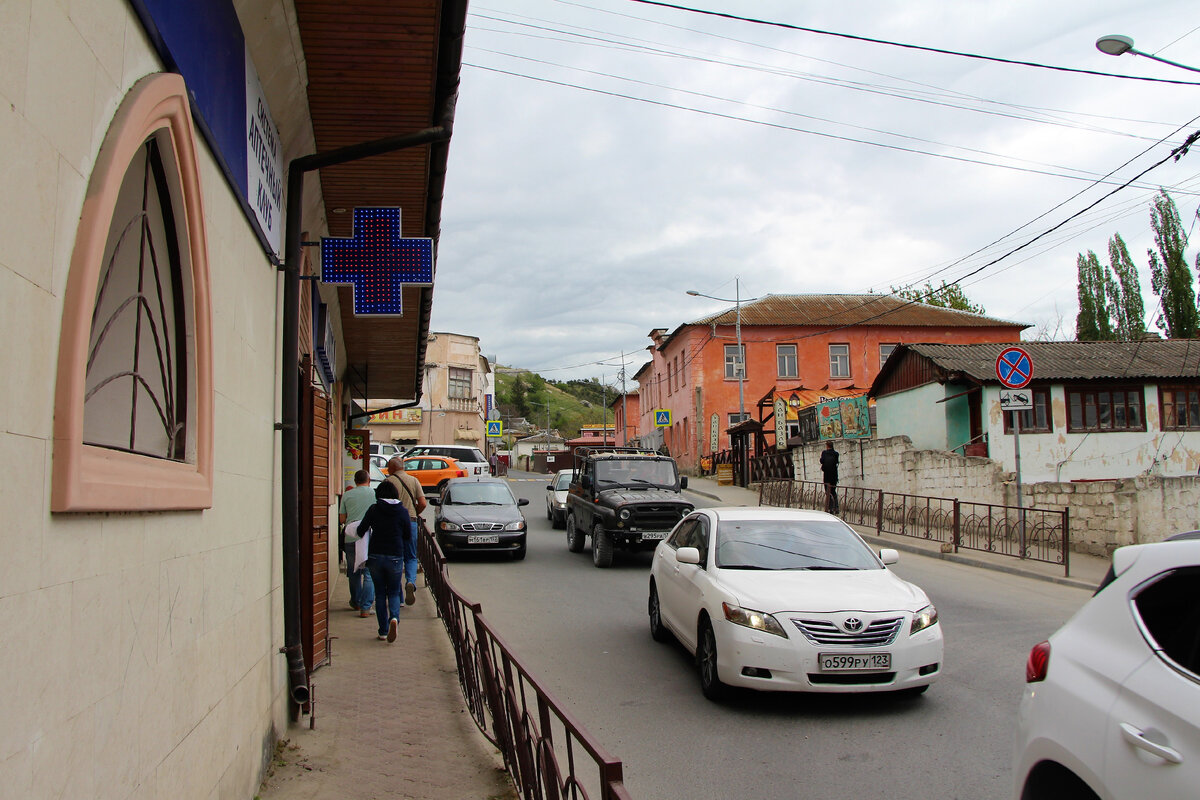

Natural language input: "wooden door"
[299,365,331,673]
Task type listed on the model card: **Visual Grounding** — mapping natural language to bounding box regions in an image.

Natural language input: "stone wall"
[789,436,1200,555]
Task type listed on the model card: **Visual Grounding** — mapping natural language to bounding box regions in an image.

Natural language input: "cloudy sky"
[429,0,1200,382]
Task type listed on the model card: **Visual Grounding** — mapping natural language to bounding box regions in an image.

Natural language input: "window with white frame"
[879,343,898,369]
[448,367,473,399]
[728,412,750,426]
[829,344,850,378]
[724,344,745,380]
[777,344,798,378]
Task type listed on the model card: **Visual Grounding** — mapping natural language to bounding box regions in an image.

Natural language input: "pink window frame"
[52,73,214,512]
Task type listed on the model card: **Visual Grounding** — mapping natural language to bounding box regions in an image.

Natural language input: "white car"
[403,444,490,477]
[648,507,943,700]
[1013,533,1200,800]
[545,469,572,529]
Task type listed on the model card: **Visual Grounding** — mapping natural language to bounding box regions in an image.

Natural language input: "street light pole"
[1095,34,1200,73]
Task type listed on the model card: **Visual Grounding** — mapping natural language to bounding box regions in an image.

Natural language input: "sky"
[429,0,1200,383]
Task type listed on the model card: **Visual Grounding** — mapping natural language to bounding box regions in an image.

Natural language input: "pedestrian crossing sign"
[486,420,503,437]
[654,409,671,427]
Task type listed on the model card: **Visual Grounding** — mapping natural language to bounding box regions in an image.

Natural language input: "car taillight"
[1025,641,1050,682]
[457,470,466,477]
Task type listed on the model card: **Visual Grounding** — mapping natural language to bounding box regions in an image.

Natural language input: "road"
[431,471,1092,800]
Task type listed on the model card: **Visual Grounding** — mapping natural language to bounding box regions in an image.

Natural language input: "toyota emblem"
[843,617,864,632]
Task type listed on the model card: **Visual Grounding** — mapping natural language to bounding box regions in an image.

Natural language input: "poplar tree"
[1075,249,1113,340]
[1148,189,1199,339]
[1107,233,1145,341]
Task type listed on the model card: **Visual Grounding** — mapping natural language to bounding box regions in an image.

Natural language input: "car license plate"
[819,653,891,672]
[467,534,500,544]
[641,532,666,541]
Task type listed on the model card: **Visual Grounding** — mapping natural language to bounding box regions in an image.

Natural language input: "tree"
[1075,249,1112,341]
[892,280,986,314]
[1147,189,1199,339]
[510,374,529,419]
[1107,233,1145,341]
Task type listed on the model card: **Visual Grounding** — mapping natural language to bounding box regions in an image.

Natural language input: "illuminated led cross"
[320,207,434,316]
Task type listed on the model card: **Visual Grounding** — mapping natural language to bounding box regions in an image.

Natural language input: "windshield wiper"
[719,564,772,570]
[792,565,857,571]
[467,501,502,505]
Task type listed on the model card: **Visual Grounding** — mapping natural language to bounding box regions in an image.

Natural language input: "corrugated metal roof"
[903,340,1200,382]
[691,294,1027,329]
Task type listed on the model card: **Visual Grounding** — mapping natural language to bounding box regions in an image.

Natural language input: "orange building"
[636,294,1028,472]
[609,389,641,446]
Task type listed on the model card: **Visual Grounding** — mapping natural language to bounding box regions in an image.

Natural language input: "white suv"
[1014,533,1200,800]
[402,445,490,478]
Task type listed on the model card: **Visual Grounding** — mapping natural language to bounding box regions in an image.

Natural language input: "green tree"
[510,374,529,419]
[1147,189,1199,339]
[892,280,986,314]
[1075,249,1114,341]
[1107,233,1145,341]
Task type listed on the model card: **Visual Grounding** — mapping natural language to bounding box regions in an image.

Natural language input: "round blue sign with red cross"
[996,346,1033,389]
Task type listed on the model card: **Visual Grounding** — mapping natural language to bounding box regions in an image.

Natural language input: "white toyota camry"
[648,506,943,700]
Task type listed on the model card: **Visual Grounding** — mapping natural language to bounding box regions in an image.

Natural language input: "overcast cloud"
[429,0,1200,382]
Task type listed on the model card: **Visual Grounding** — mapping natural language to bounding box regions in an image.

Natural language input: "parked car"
[370,442,403,460]
[648,507,943,701]
[399,455,466,496]
[1013,533,1200,800]
[402,444,489,477]
[545,468,572,529]
[367,455,389,489]
[431,477,529,560]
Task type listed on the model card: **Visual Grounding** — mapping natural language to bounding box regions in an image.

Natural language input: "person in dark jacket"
[820,441,840,514]
[359,479,415,642]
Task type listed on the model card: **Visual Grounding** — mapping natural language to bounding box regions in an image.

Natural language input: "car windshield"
[595,459,676,487]
[714,519,882,571]
[553,473,573,490]
[445,483,516,506]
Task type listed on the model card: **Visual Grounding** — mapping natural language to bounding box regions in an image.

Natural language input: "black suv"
[565,448,693,568]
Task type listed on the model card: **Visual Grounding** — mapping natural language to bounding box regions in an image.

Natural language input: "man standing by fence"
[820,441,840,514]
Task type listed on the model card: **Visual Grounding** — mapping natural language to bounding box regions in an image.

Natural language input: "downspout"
[280,0,466,715]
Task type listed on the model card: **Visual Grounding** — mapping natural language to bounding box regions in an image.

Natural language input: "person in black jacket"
[359,479,415,642]
[820,441,840,515]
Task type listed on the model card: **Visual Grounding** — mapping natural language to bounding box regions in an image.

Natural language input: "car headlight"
[721,602,788,638]
[439,520,460,531]
[504,520,525,531]
[911,604,938,634]
[619,509,631,520]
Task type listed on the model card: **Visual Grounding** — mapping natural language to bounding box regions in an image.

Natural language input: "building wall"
[875,382,952,451]
[0,4,303,797]
[418,331,485,446]
[645,322,1021,471]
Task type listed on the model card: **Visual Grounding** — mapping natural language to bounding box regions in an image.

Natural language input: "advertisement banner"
[817,395,872,440]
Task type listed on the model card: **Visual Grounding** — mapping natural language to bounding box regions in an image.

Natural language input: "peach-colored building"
[636,294,1027,472]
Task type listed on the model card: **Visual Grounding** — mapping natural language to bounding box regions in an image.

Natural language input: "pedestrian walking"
[820,441,840,514]
[359,479,415,642]
[338,469,376,617]
[387,456,427,607]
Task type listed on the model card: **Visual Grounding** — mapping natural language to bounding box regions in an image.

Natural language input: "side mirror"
[676,546,701,565]
[546,484,553,491]
[880,548,899,565]
[428,497,441,507]
[518,498,529,506]
[680,476,688,490]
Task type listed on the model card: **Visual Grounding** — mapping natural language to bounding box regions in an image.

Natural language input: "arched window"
[53,74,213,512]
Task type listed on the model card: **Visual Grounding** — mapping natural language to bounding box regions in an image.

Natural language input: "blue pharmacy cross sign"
[996,346,1033,389]
[320,207,434,316]
[486,420,503,438]
[654,409,672,427]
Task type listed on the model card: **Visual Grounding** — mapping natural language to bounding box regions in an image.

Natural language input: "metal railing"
[758,480,1071,576]
[418,521,633,800]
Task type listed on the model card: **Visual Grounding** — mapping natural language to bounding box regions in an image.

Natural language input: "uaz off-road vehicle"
[565,448,693,568]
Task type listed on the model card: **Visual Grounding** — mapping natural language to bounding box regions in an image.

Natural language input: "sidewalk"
[683,475,1110,591]
[256,572,517,800]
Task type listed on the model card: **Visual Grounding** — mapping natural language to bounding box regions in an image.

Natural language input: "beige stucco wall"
[0,3,297,797]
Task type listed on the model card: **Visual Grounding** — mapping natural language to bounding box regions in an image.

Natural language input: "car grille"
[629,505,688,530]
[791,617,903,647]
[460,522,504,532]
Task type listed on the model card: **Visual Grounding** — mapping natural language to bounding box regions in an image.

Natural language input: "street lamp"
[687,278,757,420]
[1095,34,1200,74]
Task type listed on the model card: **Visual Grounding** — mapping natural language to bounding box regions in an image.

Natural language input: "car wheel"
[697,618,727,701]
[566,515,584,552]
[592,524,613,568]
[546,504,553,522]
[552,510,565,530]
[648,583,670,643]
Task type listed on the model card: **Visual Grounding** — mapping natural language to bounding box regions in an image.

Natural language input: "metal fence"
[758,480,1071,577]
[418,522,633,800]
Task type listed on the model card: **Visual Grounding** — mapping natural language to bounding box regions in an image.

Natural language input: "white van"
[402,444,489,477]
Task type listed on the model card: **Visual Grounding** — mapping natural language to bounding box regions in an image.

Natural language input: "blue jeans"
[367,554,404,636]
[404,521,420,590]
[343,542,374,610]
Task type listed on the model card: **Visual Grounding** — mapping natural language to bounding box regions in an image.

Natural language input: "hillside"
[493,370,621,439]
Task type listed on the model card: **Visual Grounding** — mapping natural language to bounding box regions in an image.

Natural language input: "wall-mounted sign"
[710,413,720,454]
[321,208,434,316]
[817,395,872,440]
[774,397,788,450]
[368,408,423,425]
[129,0,283,258]
[654,409,672,427]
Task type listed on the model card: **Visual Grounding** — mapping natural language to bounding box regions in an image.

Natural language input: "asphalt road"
[431,471,1093,800]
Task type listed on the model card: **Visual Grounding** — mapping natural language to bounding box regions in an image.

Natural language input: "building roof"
[690,294,1026,330]
[875,340,1200,391]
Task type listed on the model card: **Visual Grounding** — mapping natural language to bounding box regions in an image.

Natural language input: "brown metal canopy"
[292,0,468,402]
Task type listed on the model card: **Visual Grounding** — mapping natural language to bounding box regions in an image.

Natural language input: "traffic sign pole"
[996,346,1033,558]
